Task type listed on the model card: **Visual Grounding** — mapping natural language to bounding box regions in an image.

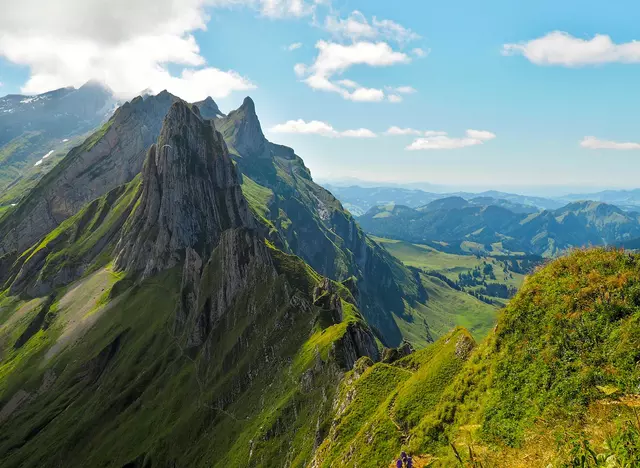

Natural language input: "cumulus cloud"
[0,0,320,99]
[269,119,377,138]
[503,31,640,66]
[580,136,640,150]
[287,42,303,51]
[295,40,411,102]
[406,129,496,150]
[324,10,420,45]
[387,94,402,103]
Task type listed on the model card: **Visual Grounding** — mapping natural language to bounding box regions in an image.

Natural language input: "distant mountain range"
[323,184,566,216]
[359,197,640,256]
[559,189,640,212]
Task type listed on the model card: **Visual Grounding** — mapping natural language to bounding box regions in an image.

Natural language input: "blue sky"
[1,0,640,194]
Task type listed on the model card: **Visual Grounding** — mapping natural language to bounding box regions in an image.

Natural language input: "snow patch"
[62,139,69,142]
[34,150,55,167]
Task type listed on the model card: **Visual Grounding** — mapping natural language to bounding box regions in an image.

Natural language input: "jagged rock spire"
[224,96,269,158]
[114,101,252,279]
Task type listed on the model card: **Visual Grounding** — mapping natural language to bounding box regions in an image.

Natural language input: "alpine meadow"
[1,1,640,467]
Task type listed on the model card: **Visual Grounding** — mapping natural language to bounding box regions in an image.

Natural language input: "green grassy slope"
[321,248,640,467]
[312,327,476,467]
[1,177,140,296]
[0,195,379,467]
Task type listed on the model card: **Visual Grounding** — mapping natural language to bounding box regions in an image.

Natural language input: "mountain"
[311,248,640,466]
[0,90,447,349]
[193,96,225,119]
[1,90,639,466]
[324,184,561,217]
[0,81,118,202]
[559,188,640,212]
[0,101,380,467]
[359,199,640,256]
[0,90,179,259]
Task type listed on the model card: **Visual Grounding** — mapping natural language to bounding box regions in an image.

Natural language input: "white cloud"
[296,40,411,102]
[347,87,384,102]
[385,126,422,136]
[341,128,377,138]
[287,42,303,51]
[269,119,377,138]
[412,47,428,58]
[387,94,402,103]
[336,79,359,89]
[0,0,323,99]
[324,10,419,45]
[386,85,416,95]
[466,129,497,140]
[385,128,448,136]
[406,129,496,150]
[293,63,307,77]
[503,31,640,66]
[395,86,416,94]
[580,136,640,150]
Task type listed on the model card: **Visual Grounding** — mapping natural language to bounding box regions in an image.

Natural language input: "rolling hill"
[359,197,640,257]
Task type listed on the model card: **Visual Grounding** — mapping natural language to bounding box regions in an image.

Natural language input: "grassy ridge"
[313,328,475,467]
[312,249,640,466]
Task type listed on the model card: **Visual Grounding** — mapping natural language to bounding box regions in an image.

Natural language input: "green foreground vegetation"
[312,248,640,467]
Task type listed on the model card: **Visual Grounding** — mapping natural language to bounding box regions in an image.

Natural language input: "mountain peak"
[241,96,256,112]
[221,96,267,158]
[193,96,223,119]
[114,100,252,279]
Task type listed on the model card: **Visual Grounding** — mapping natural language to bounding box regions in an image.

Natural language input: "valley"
[0,86,637,467]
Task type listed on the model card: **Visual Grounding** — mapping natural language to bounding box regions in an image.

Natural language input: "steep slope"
[315,248,640,466]
[311,328,476,467]
[217,98,433,347]
[0,90,178,260]
[0,81,117,194]
[0,102,379,468]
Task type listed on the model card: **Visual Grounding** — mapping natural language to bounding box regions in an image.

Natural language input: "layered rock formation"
[114,102,251,278]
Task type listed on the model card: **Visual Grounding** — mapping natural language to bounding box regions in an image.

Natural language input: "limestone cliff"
[114,101,251,279]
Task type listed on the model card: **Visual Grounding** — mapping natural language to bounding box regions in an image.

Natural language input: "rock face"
[114,101,252,279]
[193,96,224,119]
[0,91,180,257]
[221,97,269,158]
